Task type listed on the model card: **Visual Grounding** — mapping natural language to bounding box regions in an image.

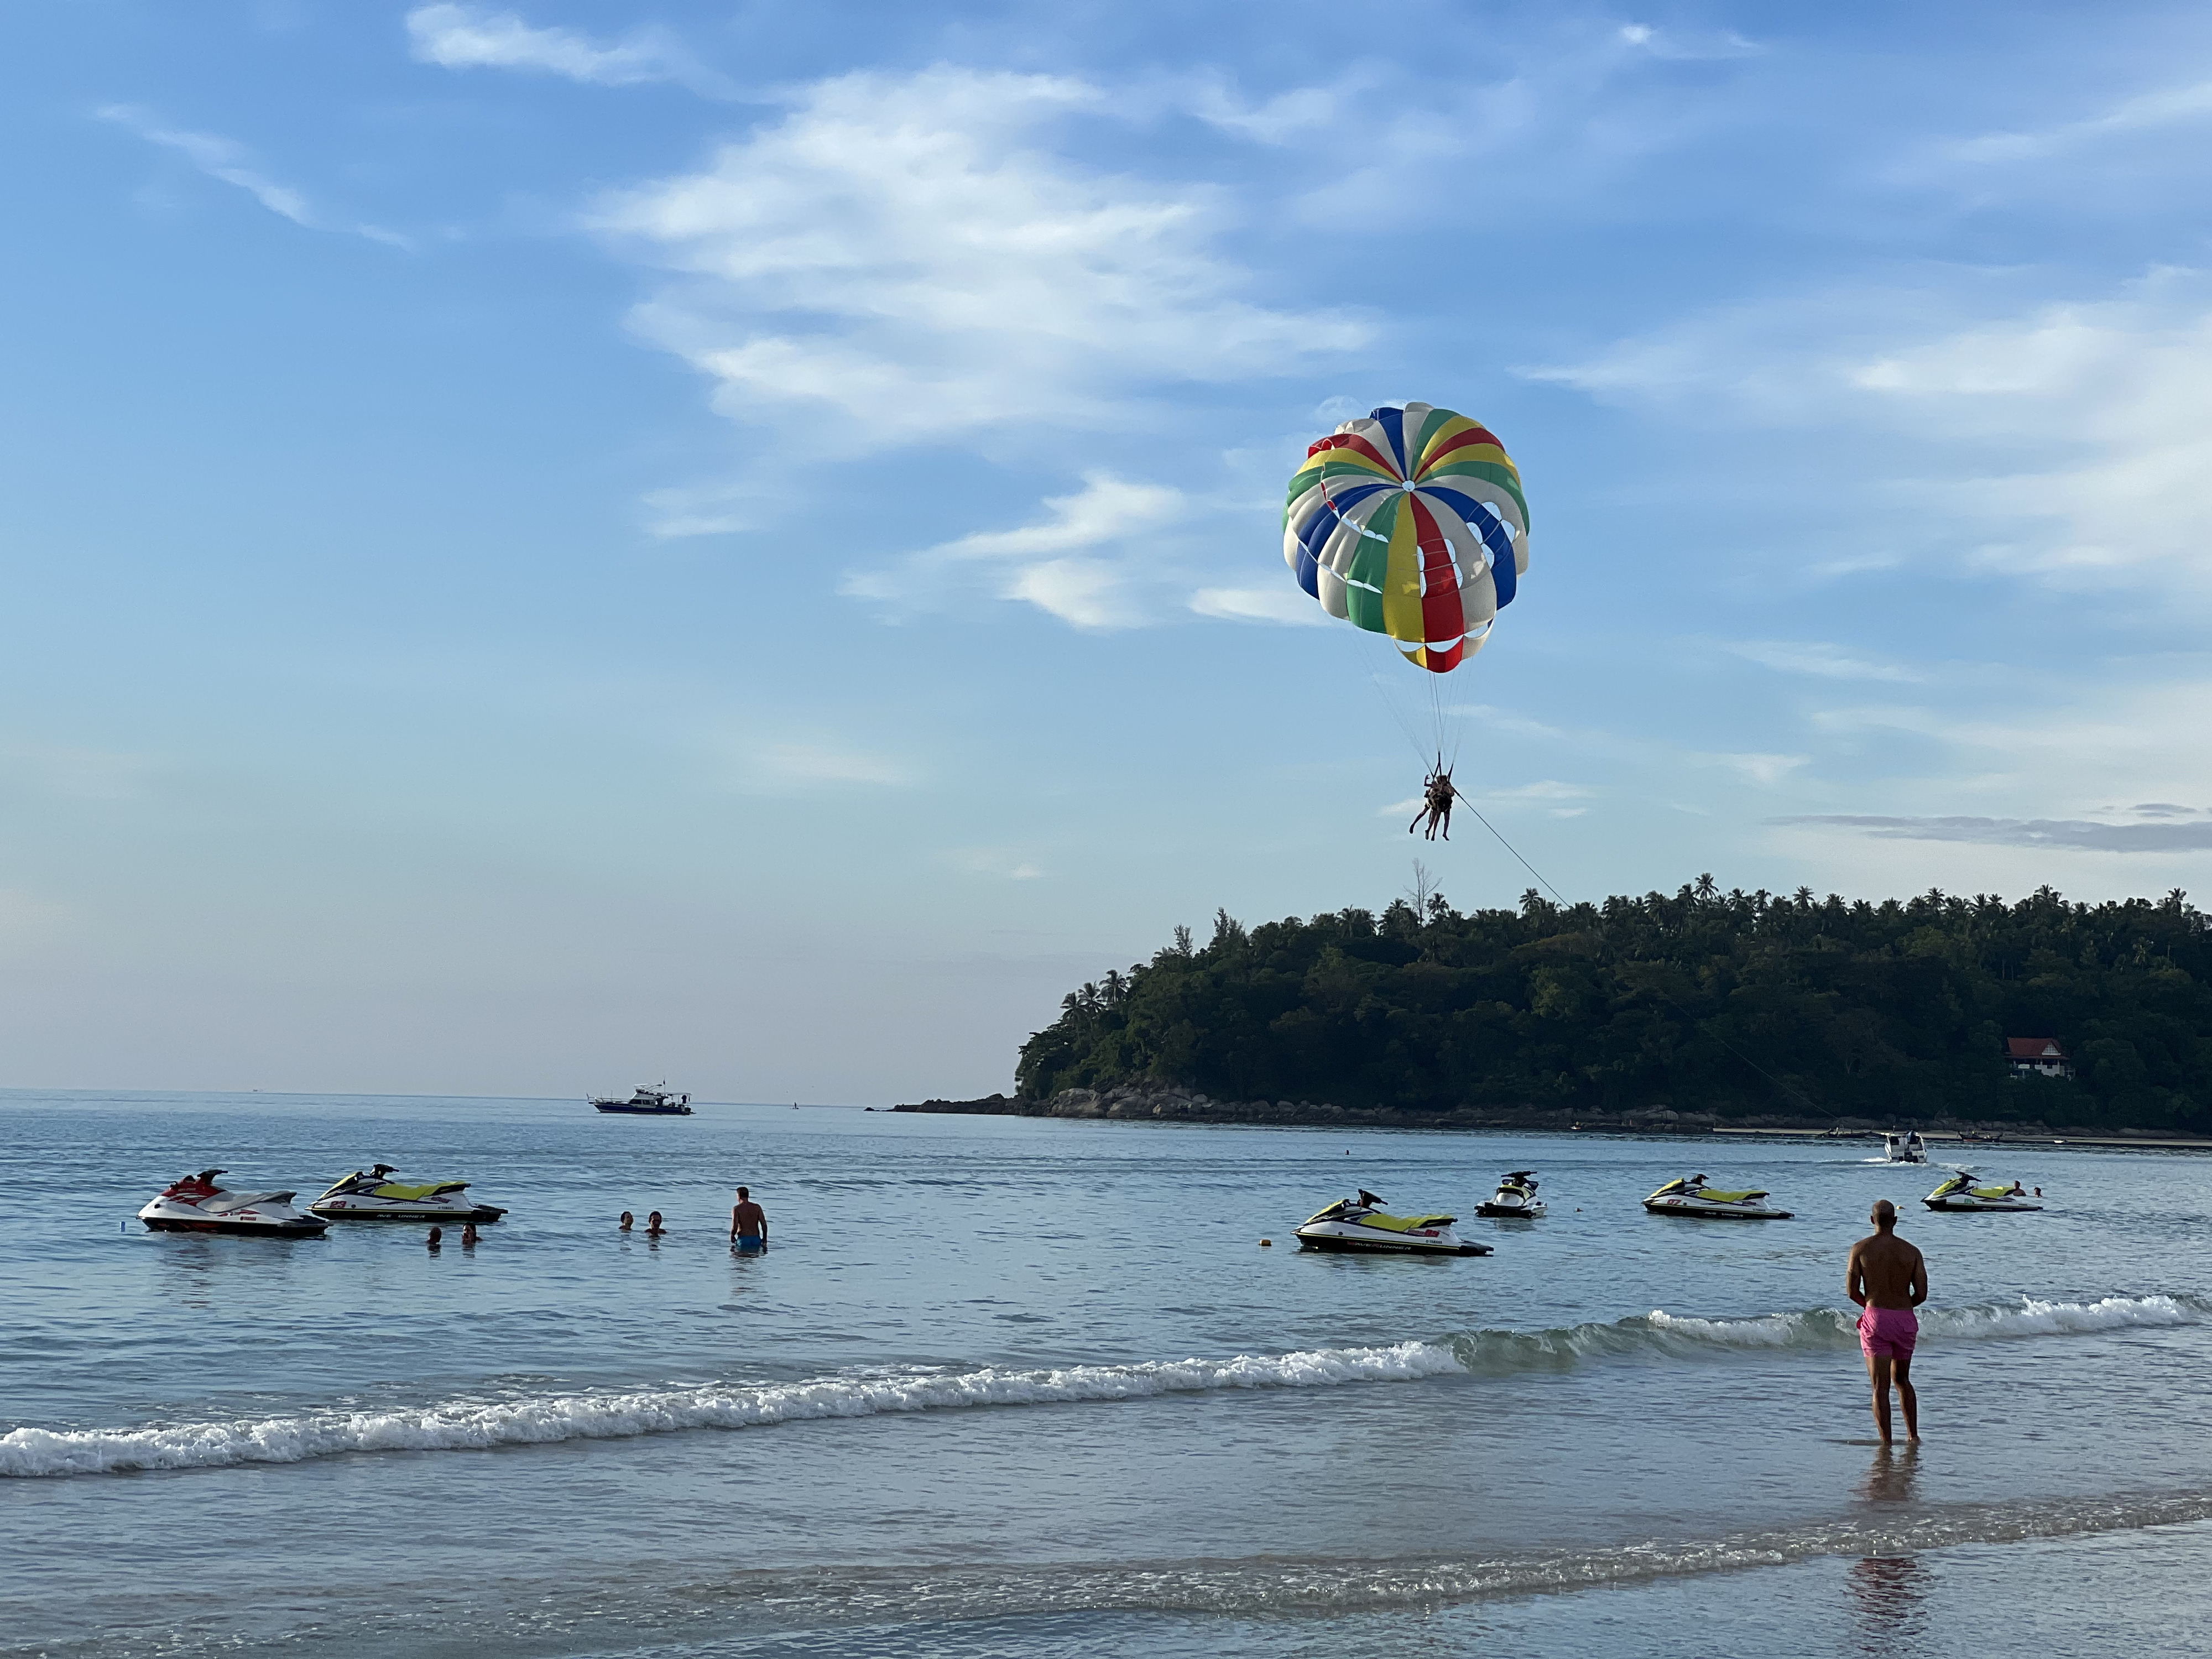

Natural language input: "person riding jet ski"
[1476,1171,1545,1218]
[1643,1173,1793,1220]
[310,1164,508,1223]
[1295,1190,1491,1255]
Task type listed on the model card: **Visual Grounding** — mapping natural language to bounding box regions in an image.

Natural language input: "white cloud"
[405,4,722,93]
[1694,751,1808,786]
[590,67,1366,448]
[1003,559,1139,630]
[846,472,1183,629]
[728,738,915,794]
[945,847,1046,881]
[1618,23,1762,61]
[1846,280,2212,594]
[1185,76,1353,143]
[1954,77,2212,163]
[1726,640,1922,682]
[97,106,406,247]
[1533,271,2212,606]
[1188,584,1327,626]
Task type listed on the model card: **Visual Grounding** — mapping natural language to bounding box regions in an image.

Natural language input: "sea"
[4,1091,2210,1658]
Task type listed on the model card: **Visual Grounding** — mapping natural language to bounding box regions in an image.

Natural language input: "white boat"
[591,1084,693,1115]
[1881,1131,1928,1164]
[1643,1175,1793,1220]
[1295,1191,1491,1255]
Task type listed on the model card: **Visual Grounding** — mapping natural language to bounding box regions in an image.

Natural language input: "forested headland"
[1010,880,2212,1133]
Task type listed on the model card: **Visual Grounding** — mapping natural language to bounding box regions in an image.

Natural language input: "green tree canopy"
[1016,882,2212,1130]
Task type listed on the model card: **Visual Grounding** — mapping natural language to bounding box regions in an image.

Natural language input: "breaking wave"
[1444,1292,2211,1374]
[5,1293,2201,1479]
[0,1342,1460,1478]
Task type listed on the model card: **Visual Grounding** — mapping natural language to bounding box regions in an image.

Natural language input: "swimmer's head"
[1871,1199,1897,1229]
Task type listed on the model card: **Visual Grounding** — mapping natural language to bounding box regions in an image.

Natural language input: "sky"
[5,1,2212,1100]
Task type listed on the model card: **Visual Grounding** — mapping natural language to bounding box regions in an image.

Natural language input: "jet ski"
[1881,1131,1928,1164]
[310,1165,507,1223]
[1475,1171,1545,1218]
[1295,1190,1491,1255]
[1923,1170,2042,1212]
[138,1170,328,1238]
[1644,1175,1793,1220]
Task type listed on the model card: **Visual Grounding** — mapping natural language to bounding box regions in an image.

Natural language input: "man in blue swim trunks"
[1846,1200,1927,1445]
[729,1186,768,1250]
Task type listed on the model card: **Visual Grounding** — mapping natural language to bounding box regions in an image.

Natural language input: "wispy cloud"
[1532,269,2212,607]
[1617,23,1762,61]
[726,737,916,794]
[1954,77,2212,163]
[97,106,407,247]
[944,847,1046,881]
[590,67,1366,449]
[1188,585,1327,626]
[405,4,726,94]
[1778,812,2212,852]
[1693,751,1808,786]
[1726,640,1923,682]
[844,472,1183,629]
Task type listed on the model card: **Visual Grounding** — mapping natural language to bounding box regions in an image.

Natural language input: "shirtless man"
[1846,1200,1927,1445]
[729,1186,768,1250]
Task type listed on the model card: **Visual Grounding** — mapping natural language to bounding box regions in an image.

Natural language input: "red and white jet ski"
[138,1170,328,1238]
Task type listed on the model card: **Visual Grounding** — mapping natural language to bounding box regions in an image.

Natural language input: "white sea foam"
[0,1340,1463,1478]
[7,1293,2201,1480]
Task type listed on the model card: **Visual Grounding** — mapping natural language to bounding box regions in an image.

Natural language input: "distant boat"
[591,1084,693,1116]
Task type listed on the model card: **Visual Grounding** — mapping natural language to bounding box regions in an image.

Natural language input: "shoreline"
[892,1084,2212,1149]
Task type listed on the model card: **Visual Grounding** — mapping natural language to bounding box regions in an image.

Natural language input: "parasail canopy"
[1283,402,1529,673]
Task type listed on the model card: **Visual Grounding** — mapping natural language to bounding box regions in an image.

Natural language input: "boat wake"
[4,1293,2201,1479]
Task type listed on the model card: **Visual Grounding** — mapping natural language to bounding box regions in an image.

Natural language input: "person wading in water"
[1846,1200,1928,1445]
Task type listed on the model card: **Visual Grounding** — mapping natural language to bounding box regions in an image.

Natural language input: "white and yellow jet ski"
[1475,1171,1545,1218]
[310,1165,508,1223]
[1296,1191,1491,1255]
[1923,1170,2042,1212]
[1644,1174,1793,1220]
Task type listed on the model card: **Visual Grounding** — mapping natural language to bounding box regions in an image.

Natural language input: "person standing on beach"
[730,1186,768,1250]
[1846,1200,1927,1445]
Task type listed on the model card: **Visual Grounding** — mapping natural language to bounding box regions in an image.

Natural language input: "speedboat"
[138,1170,328,1238]
[310,1165,507,1223]
[1924,1170,2042,1212]
[1475,1171,1545,1218]
[1644,1175,1793,1220]
[591,1084,692,1115]
[1880,1131,1928,1164]
[1295,1191,1491,1255]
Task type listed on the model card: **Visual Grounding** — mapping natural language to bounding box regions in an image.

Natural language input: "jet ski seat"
[1352,1211,1458,1232]
[1691,1189,1766,1203]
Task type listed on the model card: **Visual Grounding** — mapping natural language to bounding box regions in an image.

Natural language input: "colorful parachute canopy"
[1282,402,1529,673]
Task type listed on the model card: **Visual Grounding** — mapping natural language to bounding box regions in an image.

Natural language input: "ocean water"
[3,1091,2209,1657]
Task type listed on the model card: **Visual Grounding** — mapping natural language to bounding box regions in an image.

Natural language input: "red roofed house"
[2006,1037,2073,1080]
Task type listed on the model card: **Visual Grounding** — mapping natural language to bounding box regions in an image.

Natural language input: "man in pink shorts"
[1846,1199,1928,1445]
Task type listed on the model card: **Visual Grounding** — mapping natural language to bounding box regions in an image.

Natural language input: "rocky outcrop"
[889,1087,2156,1138]
[893,1086,1725,1131]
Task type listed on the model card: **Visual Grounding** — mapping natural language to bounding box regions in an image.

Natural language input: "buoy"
[1260,1238,1272,1247]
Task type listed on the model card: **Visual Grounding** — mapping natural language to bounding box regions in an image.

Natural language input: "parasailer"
[1282,401,1528,826]
[1410,765,1458,841]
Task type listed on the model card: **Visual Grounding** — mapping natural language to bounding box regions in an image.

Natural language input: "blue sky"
[6,1,2211,1098]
